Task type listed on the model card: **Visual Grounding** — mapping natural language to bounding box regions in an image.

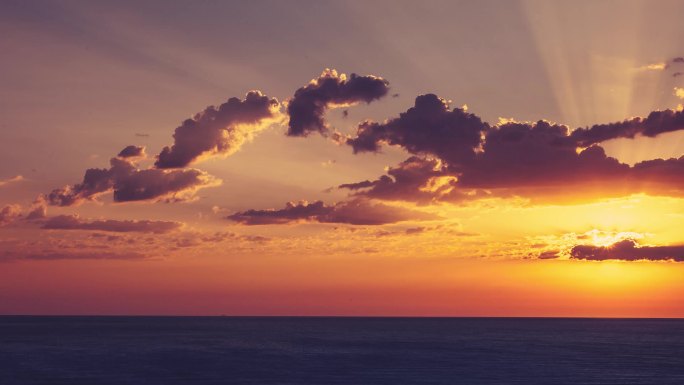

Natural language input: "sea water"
[1,316,683,384]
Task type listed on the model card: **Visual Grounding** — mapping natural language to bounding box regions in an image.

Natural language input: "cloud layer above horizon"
[5,68,684,263]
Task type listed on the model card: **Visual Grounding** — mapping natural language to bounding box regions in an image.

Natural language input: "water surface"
[1,317,683,384]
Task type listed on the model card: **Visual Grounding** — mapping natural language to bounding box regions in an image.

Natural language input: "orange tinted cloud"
[228,199,437,225]
[155,91,281,168]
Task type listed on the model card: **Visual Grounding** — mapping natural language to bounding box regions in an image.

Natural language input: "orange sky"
[2,0,684,316]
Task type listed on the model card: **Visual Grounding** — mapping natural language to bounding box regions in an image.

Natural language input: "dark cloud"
[340,94,684,203]
[47,151,219,206]
[286,69,389,137]
[349,93,684,164]
[457,123,628,189]
[0,204,22,226]
[538,250,560,260]
[227,199,437,225]
[570,239,684,262]
[42,215,183,233]
[117,145,145,158]
[405,226,428,235]
[348,94,488,166]
[673,57,684,64]
[568,109,684,147]
[155,91,280,168]
[339,156,482,204]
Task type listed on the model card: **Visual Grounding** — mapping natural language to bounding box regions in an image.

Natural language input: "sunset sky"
[2,0,684,317]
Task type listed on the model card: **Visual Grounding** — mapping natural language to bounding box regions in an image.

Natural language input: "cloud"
[42,214,183,233]
[0,175,23,187]
[568,109,684,147]
[340,95,684,203]
[25,196,47,220]
[172,231,269,249]
[570,239,684,262]
[0,198,47,226]
[339,156,482,204]
[286,69,390,137]
[538,250,560,260]
[155,91,281,168]
[637,57,684,72]
[0,242,151,262]
[676,87,684,100]
[348,94,684,163]
[227,199,437,225]
[0,204,22,226]
[117,145,146,159]
[348,94,488,166]
[21,251,148,261]
[47,149,220,206]
[456,123,628,189]
[638,62,667,71]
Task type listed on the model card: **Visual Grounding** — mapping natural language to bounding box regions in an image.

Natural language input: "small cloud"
[538,250,560,260]
[321,160,336,168]
[0,204,22,226]
[675,87,684,100]
[0,175,23,187]
[117,145,146,159]
[405,226,427,235]
[639,62,668,71]
[25,196,47,220]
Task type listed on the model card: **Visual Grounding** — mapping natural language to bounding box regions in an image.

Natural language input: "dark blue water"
[1,317,683,384]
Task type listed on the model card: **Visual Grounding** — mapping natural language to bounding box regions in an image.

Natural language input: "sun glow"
[585,229,643,247]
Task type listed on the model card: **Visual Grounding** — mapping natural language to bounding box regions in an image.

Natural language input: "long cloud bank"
[341,93,684,204]
[227,199,437,225]
[29,69,684,220]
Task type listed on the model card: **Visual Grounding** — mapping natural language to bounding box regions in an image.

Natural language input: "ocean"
[0,317,682,384]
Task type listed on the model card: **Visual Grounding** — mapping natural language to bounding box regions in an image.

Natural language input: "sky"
[2,0,684,317]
